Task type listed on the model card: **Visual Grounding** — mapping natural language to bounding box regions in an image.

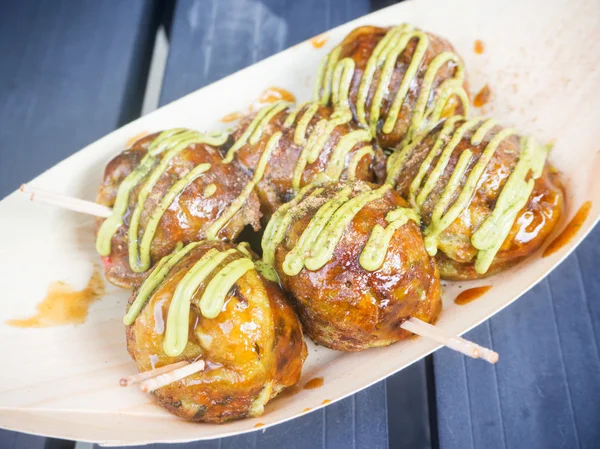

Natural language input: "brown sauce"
[473,84,491,108]
[126,131,149,148]
[321,399,331,405]
[302,407,312,412]
[543,201,592,257]
[254,423,264,428]
[220,111,244,123]
[474,40,485,54]
[311,34,329,49]
[259,87,296,104]
[303,377,324,390]
[454,286,492,305]
[6,266,105,328]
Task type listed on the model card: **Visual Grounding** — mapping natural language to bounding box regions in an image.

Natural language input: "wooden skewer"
[401,317,499,364]
[139,359,206,393]
[120,360,189,387]
[20,184,112,218]
[21,189,498,364]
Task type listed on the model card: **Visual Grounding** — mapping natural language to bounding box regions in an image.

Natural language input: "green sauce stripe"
[293,102,320,145]
[261,184,323,266]
[163,248,238,356]
[304,185,391,271]
[315,46,341,105]
[325,129,372,181]
[207,131,282,240]
[254,260,280,283]
[127,134,215,272]
[200,257,254,319]
[370,30,427,134]
[398,51,466,142]
[415,118,485,208]
[123,241,192,325]
[133,163,211,272]
[249,102,289,145]
[407,117,464,206]
[423,127,518,256]
[359,207,420,271]
[471,136,549,273]
[355,25,410,127]
[282,186,352,276]
[291,109,352,193]
[236,242,253,258]
[223,102,286,163]
[331,58,356,111]
[347,145,374,181]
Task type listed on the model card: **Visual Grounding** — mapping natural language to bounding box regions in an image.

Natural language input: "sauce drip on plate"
[6,266,105,328]
[259,87,296,104]
[474,40,485,54]
[543,201,592,257]
[473,84,491,108]
[454,286,492,305]
[311,34,329,49]
[220,111,244,123]
[303,377,324,389]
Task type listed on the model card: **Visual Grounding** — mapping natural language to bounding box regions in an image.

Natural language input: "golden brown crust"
[125,241,306,423]
[390,120,564,280]
[271,181,441,351]
[96,133,262,288]
[333,26,469,149]
[227,104,385,222]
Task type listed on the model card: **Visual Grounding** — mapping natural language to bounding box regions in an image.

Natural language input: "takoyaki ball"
[125,240,307,423]
[315,24,469,149]
[96,129,261,288]
[386,117,564,279]
[262,181,442,351]
[223,102,386,221]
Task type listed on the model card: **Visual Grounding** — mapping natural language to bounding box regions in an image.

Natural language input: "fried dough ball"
[96,129,261,288]
[223,102,386,221]
[315,24,469,149]
[262,181,441,351]
[125,240,307,423]
[386,117,564,279]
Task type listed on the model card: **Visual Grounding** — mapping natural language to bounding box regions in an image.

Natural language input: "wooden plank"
[0,0,160,447]
[434,224,600,449]
[0,0,159,197]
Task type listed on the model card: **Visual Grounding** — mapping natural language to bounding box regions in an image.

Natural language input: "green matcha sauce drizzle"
[314,24,469,145]
[126,242,256,357]
[213,99,374,240]
[385,117,549,274]
[96,129,228,272]
[263,184,417,275]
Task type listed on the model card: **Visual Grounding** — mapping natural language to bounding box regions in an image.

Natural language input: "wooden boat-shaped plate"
[1,0,598,444]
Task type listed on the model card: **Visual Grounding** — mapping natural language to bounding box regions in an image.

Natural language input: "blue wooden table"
[0,1,598,448]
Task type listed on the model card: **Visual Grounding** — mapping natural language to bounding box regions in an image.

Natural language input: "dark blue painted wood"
[0,0,159,198]
[0,0,160,448]
[434,224,600,449]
